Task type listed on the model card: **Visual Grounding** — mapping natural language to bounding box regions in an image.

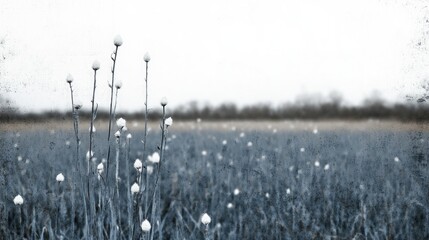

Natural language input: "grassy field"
[1,120,429,239]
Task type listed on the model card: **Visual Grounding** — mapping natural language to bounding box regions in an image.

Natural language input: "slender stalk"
[68,83,90,238]
[148,106,167,240]
[106,45,119,187]
[126,137,132,240]
[143,61,149,224]
[115,134,121,233]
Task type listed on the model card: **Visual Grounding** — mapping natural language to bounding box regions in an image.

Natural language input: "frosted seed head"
[131,183,140,194]
[97,162,104,174]
[314,161,320,167]
[126,133,132,139]
[160,97,168,107]
[89,126,96,133]
[146,165,154,175]
[86,151,94,161]
[114,131,121,138]
[247,141,253,147]
[56,173,65,182]
[227,203,233,209]
[66,74,73,83]
[73,100,83,110]
[134,159,143,172]
[165,117,173,127]
[324,164,330,170]
[141,219,151,232]
[201,213,211,225]
[286,188,291,194]
[148,152,160,163]
[115,79,123,89]
[144,52,151,62]
[113,35,123,47]
[92,60,100,71]
[116,118,126,129]
[233,188,240,196]
[13,195,24,205]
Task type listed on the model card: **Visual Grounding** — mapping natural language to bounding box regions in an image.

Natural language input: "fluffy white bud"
[115,79,123,89]
[73,100,83,110]
[131,183,140,194]
[165,117,173,127]
[141,219,151,232]
[134,159,142,172]
[144,52,151,62]
[201,213,211,225]
[92,60,100,70]
[127,133,132,139]
[97,163,104,174]
[148,152,160,163]
[56,173,65,182]
[86,151,94,161]
[146,165,154,175]
[89,126,96,133]
[13,195,24,205]
[66,74,73,83]
[115,131,121,138]
[117,118,126,128]
[113,35,123,47]
[160,97,168,107]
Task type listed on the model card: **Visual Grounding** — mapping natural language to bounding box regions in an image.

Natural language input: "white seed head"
[97,162,104,174]
[13,195,24,205]
[201,150,207,156]
[114,130,121,138]
[131,182,140,194]
[165,117,173,127]
[86,151,94,161]
[66,74,73,83]
[227,203,233,209]
[56,173,65,182]
[113,35,123,47]
[117,118,126,128]
[134,159,143,172]
[201,213,211,225]
[148,152,160,163]
[247,141,253,147]
[300,147,305,153]
[146,165,154,175]
[115,79,123,89]
[73,100,83,110]
[233,188,240,196]
[92,60,100,70]
[324,164,330,170]
[89,126,96,133]
[126,133,132,139]
[286,188,291,194]
[394,157,400,162]
[313,128,318,134]
[141,219,151,232]
[222,140,227,145]
[314,160,320,167]
[144,52,151,62]
[160,97,168,107]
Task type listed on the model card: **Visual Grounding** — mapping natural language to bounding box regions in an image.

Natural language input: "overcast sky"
[1,0,429,113]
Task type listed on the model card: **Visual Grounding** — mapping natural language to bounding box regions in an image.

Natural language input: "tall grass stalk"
[143,57,150,227]
[67,81,90,238]
[106,44,120,190]
[148,103,167,240]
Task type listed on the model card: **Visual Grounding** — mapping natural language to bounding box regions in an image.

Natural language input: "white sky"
[0,0,428,113]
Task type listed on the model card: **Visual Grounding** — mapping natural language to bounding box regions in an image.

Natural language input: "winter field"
[1,119,429,239]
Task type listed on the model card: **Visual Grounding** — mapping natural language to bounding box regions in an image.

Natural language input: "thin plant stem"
[147,106,166,240]
[143,60,149,224]
[68,83,90,238]
[106,45,119,189]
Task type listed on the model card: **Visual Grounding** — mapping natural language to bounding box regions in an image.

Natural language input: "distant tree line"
[1,99,429,122]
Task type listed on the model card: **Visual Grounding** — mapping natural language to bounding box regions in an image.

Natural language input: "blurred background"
[1,0,429,121]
